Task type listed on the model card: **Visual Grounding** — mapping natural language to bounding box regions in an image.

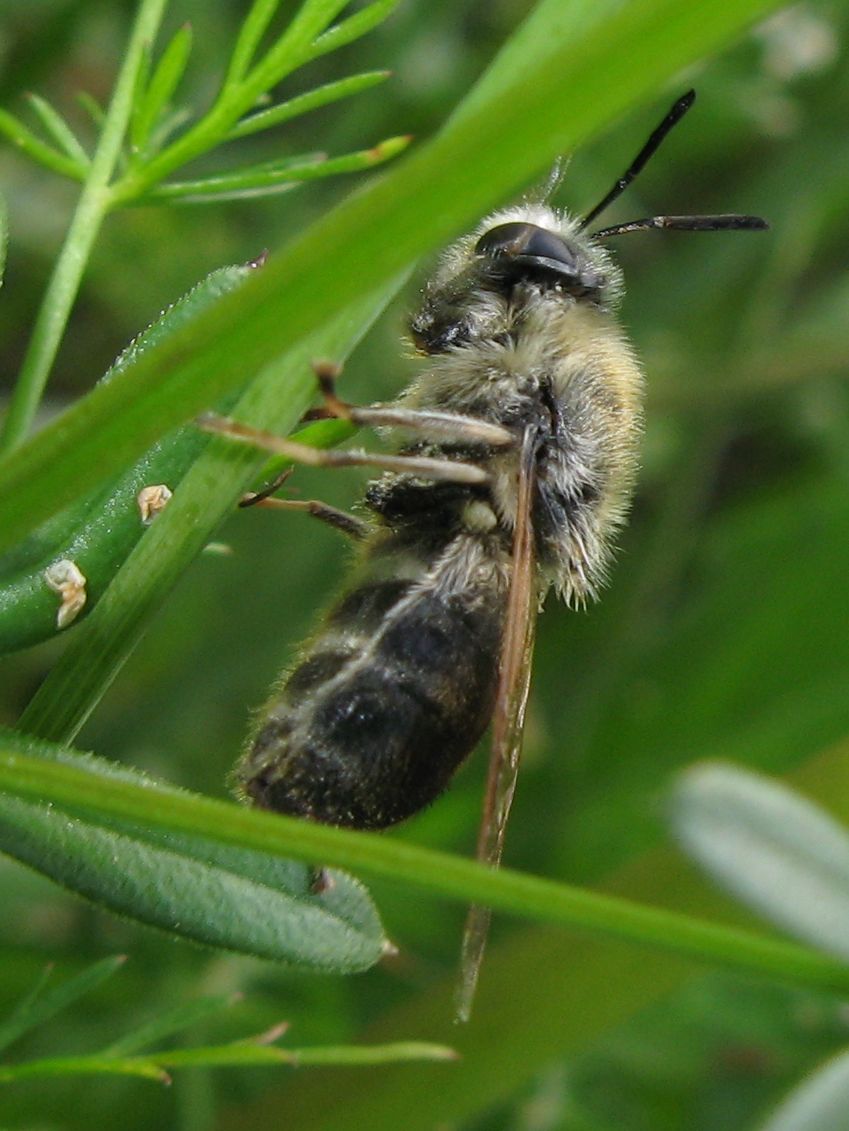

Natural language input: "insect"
[201,90,767,1016]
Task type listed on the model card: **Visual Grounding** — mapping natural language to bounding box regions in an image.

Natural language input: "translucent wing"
[455,424,539,1022]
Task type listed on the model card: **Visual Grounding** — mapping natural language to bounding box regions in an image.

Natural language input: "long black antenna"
[594,213,769,239]
[578,89,696,231]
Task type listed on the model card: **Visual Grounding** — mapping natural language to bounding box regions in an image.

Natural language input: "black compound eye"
[475,222,580,277]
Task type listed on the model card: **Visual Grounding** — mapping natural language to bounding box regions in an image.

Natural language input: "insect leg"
[198,413,493,485]
[238,461,368,540]
[243,494,369,541]
[312,362,514,448]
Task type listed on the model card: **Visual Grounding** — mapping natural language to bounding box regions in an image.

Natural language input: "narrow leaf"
[75,91,106,129]
[670,762,849,959]
[0,956,126,1055]
[0,107,86,179]
[101,994,240,1056]
[24,93,89,166]
[16,279,396,742]
[243,0,353,96]
[227,70,390,140]
[278,1041,459,1067]
[226,0,283,84]
[270,0,352,58]
[311,0,400,60]
[132,23,193,153]
[0,1039,455,1083]
[128,39,154,157]
[145,135,410,202]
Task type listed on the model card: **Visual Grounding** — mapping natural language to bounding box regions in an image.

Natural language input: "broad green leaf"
[0,733,386,972]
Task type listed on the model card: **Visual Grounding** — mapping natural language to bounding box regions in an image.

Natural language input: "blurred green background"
[1,1,849,1128]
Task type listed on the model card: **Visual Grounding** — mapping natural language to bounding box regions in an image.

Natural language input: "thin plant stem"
[0,0,169,454]
[1,747,849,1000]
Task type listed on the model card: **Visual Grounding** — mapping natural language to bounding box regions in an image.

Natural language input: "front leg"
[198,413,494,486]
[311,361,515,449]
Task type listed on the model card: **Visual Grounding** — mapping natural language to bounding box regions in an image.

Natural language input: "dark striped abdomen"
[237,558,506,829]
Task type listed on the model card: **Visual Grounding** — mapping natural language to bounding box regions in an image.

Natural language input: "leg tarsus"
[246,494,368,541]
[238,466,294,508]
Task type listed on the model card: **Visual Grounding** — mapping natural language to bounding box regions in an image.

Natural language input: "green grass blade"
[17,279,398,744]
[0,0,784,548]
[1,732,848,999]
[0,261,260,654]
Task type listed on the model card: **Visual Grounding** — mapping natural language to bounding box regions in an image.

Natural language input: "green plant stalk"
[111,0,392,203]
[0,1040,455,1083]
[0,0,169,454]
[142,134,409,201]
[157,1039,456,1068]
[0,1055,166,1083]
[1,746,848,998]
